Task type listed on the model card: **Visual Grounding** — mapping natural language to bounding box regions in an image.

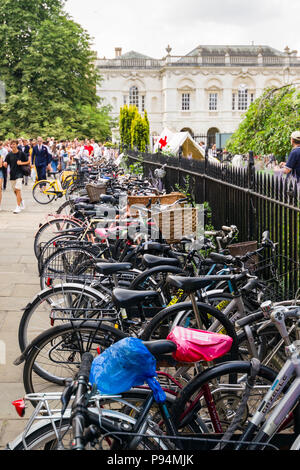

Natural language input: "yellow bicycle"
[32,172,68,204]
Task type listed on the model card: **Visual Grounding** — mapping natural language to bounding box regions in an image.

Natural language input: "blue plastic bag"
[89,337,166,403]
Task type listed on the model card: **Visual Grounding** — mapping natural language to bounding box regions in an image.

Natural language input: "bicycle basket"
[89,337,166,402]
[152,207,198,244]
[86,182,107,203]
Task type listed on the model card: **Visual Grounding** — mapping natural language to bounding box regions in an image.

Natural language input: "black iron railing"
[127,150,300,299]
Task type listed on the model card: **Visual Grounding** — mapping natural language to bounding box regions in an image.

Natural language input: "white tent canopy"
[154,128,205,160]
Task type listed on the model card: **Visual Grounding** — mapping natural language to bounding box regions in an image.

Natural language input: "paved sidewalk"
[0,180,60,448]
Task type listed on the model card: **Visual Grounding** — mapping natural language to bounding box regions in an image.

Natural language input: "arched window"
[129,86,139,108]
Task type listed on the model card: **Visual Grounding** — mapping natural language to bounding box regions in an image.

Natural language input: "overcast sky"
[65,0,300,58]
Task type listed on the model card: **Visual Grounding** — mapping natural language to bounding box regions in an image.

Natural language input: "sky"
[64,0,300,59]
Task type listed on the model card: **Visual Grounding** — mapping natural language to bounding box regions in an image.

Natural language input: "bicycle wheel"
[23,322,126,394]
[129,265,185,310]
[34,217,84,259]
[56,199,76,216]
[18,283,111,352]
[141,301,239,361]
[171,361,279,448]
[65,182,86,201]
[32,180,56,204]
[8,420,72,450]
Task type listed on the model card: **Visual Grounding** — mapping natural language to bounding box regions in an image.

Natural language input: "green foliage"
[119,105,150,152]
[0,0,114,139]
[175,175,193,201]
[129,161,144,176]
[226,85,300,160]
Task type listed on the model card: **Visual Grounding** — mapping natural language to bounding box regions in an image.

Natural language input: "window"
[123,95,127,105]
[129,86,139,108]
[238,85,248,110]
[250,93,255,104]
[182,93,190,111]
[141,95,145,112]
[209,93,218,111]
[232,93,236,110]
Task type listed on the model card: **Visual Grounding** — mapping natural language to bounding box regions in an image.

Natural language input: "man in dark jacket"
[31,136,52,182]
[18,138,31,185]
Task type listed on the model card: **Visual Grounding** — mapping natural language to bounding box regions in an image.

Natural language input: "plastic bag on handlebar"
[89,337,166,402]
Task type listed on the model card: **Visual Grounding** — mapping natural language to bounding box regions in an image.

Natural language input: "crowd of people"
[0,137,119,213]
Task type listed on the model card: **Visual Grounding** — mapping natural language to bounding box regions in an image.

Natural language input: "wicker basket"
[153,207,198,244]
[86,182,107,203]
[127,192,186,208]
[228,241,258,271]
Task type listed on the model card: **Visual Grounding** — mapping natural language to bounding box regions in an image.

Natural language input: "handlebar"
[71,353,94,450]
[77,352,93,381]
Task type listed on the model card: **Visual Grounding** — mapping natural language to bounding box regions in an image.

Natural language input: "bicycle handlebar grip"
[78,353,94,381]
[283,308,300,320]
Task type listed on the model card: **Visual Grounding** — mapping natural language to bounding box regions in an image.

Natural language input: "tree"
[226,85,300,160]
[119,105,150,151]
[119,105,138,148]
[0,0,113,139]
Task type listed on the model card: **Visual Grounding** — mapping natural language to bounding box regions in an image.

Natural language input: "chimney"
[115,47,122,58]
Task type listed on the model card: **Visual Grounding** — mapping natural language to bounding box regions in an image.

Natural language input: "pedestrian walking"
[3,139,30,213]
[18,138,31,185]
[30,136,52,184]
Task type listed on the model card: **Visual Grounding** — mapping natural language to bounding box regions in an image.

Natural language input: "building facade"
[97,45,300,146]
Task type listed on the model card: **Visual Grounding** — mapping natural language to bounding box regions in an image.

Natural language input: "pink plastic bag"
[166,326,233,362]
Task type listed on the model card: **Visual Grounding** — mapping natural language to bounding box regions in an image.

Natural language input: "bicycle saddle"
[74,203,95,211]
[142,242,166,253]
[143,340,177,358]
[143,254,180,268]
[100,195,117,205]
[166,275,233,293]
[112,288,159,308]
[95,262,132,275]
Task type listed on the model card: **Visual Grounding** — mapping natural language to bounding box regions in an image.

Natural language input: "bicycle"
[32,171,68,204]
[9,329,235,450]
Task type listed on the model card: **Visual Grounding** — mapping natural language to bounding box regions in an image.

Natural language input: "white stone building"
[97,45,300,147]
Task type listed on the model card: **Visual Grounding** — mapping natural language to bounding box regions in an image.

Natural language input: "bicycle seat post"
[189,292,203,329]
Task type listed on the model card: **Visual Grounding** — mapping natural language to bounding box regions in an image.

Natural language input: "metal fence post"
[248,151,256,240]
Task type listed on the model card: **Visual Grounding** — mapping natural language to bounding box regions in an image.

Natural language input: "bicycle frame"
[235,308,300,449]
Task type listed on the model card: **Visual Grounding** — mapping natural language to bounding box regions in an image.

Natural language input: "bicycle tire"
[129,265,185,307]
[56,199,76,216]
[18,283,112,352]
[140,301,239,361]
[23,321,127,394]
[34,217,84,259]
[171,360,279,446]
[8,419,71,450]
[32,180,56,204]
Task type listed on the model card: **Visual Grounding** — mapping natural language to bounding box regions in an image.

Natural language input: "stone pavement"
[0,180,60,448]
